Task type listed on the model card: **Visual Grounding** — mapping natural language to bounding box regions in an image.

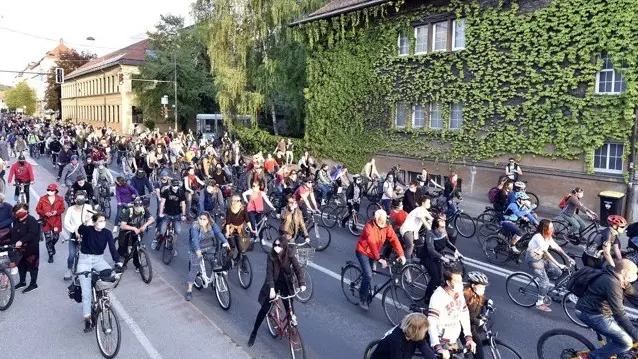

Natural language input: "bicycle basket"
[211,249,232,272]
[237,234,251,253]
[294,247,315,266]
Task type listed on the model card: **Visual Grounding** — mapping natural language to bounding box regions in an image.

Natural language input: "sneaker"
[185,291,192,301]
[48,255,54,263]
[173,249,177,257]
[577,353,589,359]
[359,301,369,311]
[84,319,93,333]
[22,284,38,293]
[64,269,72,281]
[14,282,26,290]
[134,268,140,273]
[511,246,520,254]
[536,303,552,312]
[248,332,256,347]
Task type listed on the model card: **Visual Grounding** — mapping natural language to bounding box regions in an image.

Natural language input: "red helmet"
[607,215,627,228]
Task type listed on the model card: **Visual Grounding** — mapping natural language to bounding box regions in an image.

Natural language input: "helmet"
[607,215,627,228]
[514,181,526,190]
[133,197,144,206]
[170,179,182,187]
[468,271,489,286]
[514,192,529,200]
[160,169,170,178]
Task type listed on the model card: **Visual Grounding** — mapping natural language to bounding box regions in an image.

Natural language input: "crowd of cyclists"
[1,112,638,359]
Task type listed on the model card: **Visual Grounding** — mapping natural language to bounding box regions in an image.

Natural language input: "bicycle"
[537,327,638,359]
[190,245,232,310]
[553,215,602,247]
[364,330,470,359]
[0,244,17,311]
[155,217,178,265]
[400,251,467,302]
[62,236,82,284]
[96,183,113,219]
[225,227,253,289]
[303,209,332,251]
[320,201,364,236]
[291,242,314,303]
[340,258,412,326]
[75,268,123,359]
[14,182,28,205]
[431,199,476,238]
[266,290,306,359]
[118,228,153,284]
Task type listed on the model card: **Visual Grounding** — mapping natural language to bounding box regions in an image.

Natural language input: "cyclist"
[525,219,574,312]
[130,169,153,199]
[185,211,229,301]
[280,194,309,242]
[443,172,462,219]
[83,157,96,186]
[76,212,122,333]
[400,196,434,260]
[575,259,638,359]
[10,204,41,294]
[361,158,380,184]
[245,164,268,192]
[248,235,306,347]
[70,176,95,206]
[463,272,491,359]
[492,180,512,214]
[316,163,332,205]
[403,181,424,213]
[56,143,73,180]
[427,267,476,359]
[27,131,39,157]
[61,155,87,187]
[355,209,406,310]
[583,215,626,269]
[368,312,435,359]
[243,181,276,244]
[8,154,34,205]
[381,173,396,213]
[506,181,526,205]
[157,179,187,254]
[225,195,249,257]
[0,194,12,231]
[35,184,66,263]
[389,199,408,229]
[92,161,114,206]
[341,174,363,229]
[200,180,224,218]
[184,166,206,221]
[114,177,139,235]
[117,197,155,272]
[48,135,62,164]
[501,191,537,254]
[561,187,597,238]
[211,163,229,186]
[420,215,462,302]
[294,176,320,215]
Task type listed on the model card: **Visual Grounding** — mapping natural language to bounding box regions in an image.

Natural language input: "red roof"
[67,39,150,79]
[46,40,72,58]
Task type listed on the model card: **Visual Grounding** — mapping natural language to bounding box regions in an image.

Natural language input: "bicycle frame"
[197,252,227,290]
[268,292,300,337]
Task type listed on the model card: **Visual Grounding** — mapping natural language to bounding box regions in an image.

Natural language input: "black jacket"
[10,215,41,256]
[576,266,638,341]
[403,190,423,213]
[257,251,305,305]
[370,326,434,359]
[444,181,461,201]
[345,182,362,202]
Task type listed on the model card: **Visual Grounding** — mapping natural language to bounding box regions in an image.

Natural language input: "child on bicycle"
[501,191,537,254]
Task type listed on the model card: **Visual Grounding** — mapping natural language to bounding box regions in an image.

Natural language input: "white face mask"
[474,286,485,296]
[47,191,56,196]
[98,165,104,169]
[273,246,283,254]
[96,222,106,230]
[451,282,463,294]
[171,186,180,191]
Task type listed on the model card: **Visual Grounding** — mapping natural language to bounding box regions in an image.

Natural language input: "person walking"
[11,204,41,293]
[35,184,66,263]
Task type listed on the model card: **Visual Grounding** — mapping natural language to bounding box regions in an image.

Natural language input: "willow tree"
[193,0,324,135]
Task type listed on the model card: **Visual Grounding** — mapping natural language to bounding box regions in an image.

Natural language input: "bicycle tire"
[505,272,539,307]
[551,220,570,247]
[536,328,596,359]
[307,224,331,251]
[454,212,476,238]
[366,203,381,221]
[0,269,15,311]
[341,264,363,305]
[162,236,174,265]
[237,255,253,289]
[527,191,540,208]
[483,235,510,264]
[95,303,122,359]
[320,204,338,228]
[0,178,5,194]
[400,264,429,301]
[103,200,112,219]
[295,267,313,303]
[261,225,279,253]
[138,248,153,284]
[267,299,283,338]
[363,340,380,359]
[348,212,363,236]
[562,291,588,328]
[214,273,231,310]
[382,284,414,326]
[482,338,523,359]
[288,325,306,359]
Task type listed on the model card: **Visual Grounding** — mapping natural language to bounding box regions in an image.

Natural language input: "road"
[0,154,610,359]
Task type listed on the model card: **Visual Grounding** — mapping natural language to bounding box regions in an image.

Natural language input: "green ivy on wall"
[240,0,638,173]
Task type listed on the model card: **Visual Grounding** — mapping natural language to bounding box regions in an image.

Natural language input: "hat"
[18,154,25,161]
[71,155,78,161]
[47,183,58,192]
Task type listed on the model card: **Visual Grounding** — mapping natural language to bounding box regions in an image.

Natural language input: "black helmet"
[133,197,144,206]
[18,154,25,161]
[171,179,181,187]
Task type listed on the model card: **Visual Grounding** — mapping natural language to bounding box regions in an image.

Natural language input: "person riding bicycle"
[501,191,538,254]
[56,143,73,180]
[400,196,434,260]
[36,184,66,263]
[381,173,396,214]
[294,177,319,217]
[199,180,224,218]
[157,179,187,253]
[355,209,406,311]
[130,169,153,201]
[248,235,306,347]
[184,166,205,221]
[8,154,34,205]
[92,161,114,206]
[341,174,363,229]
[117,197,155,273]
[403,181,424,213]
[185,211,229,301]
[83,157,96,186]
[61,155,87,188]
[575,259,638,359]
[76,212,122,333]
[583,215,626,269]
[280,194,309,242]
[525,219,574,312]
[243,181,276,244]
[211,163,229,186]
[114,177,139,235]
[427,267,476,359]
[463,272,491,359]
[389,199,408,229]
[70,175,95,206]
[316,163,332,206]
[420,215,462,303]
[48,135,61,164]
[492,180,512,214]
[368,313,435,359]
[561,187,597,239]
[443,172,462,219]
[225,195,250,258]
[506,181,527,205]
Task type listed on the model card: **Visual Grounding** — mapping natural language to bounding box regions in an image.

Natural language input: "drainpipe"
[625,106,638,221]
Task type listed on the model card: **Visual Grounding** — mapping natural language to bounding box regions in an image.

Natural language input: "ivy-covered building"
[291,0,638,215]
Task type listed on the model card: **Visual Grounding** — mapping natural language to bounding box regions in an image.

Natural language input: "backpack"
[559,194,571,209]
[488,187,500,204]
[565,266,604,297]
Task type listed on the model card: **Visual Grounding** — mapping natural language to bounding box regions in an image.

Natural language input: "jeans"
[526,253,561,299]
[561,213,587,235]
[381,199,391,214]
[28,144,36,157]
[159,215,182,237]
[318,183,330,202]
[356,251,374,303]
[446,200,457,218]
[76,253,111,317]
[67,236,78,269]
[402,231,417,259]
[576,312,634,359]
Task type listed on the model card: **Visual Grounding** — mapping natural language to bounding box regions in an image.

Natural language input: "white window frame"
[595,54,627,95]
[450,103,463,130]
[429,103,444,129]
[452,19,465,51]
[397,33,409,56]
[593,142,624,174]
[414,26,429,55]
[432,21,448,52]
[412,105,425,128]
[395,102,408,128]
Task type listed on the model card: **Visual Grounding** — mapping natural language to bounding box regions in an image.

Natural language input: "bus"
[195,114,251,140]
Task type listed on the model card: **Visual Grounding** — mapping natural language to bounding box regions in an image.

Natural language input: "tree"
[5,82,37,114]
[44,50,96,111]
[133,15,217,130]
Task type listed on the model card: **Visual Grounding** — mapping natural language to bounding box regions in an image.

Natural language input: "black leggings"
[423,258,442,304]
[18,253,39,285]
[117,231,140,269]
[250,285,292,336]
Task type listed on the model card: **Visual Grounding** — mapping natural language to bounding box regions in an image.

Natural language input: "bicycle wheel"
[549,249,566,266]
[551,220,570,247]
[454,212,476,238]
[0,178,5,195]
[320,204,338,228]
[103,200,112,219]
[505,272,540,307]
[295,267,313,303]
[267,300,283,338]
[288,326,306,359]
[162,236,174,265]
[307,224,331,251]
[536,329,596,359]
[562,291,587,328]
[400,264,429,301]
[363,340,380,359]
[482,338,524,359]
[95,303,121,359]
[261,225,279,253]
[483,235,511,264]
[527,192,540,208]
[366,203,380,220]
[478,222,501,246]
[348,212,363,236]
[0,269,15,311]
[214,273,231,310]
[340,263,362,305]
[237,255,253,289]
[138,248,153,284]
[382,284,413,326]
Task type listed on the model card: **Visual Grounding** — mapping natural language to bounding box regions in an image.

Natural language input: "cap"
[46,183,58,192]
[18,154,25,161]
[71,155,78,161]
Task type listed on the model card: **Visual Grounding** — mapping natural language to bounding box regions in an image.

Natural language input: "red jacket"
[356,220,404,260]
[35,195,66,232]
[8,162,34,184]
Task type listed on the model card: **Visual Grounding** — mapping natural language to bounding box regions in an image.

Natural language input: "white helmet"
[468,271,489,286]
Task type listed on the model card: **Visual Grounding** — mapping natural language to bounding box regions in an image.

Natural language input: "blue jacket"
[189,222,227,252]
[0,202,12,229]
[199,189,224,216]
[130,176,153,196]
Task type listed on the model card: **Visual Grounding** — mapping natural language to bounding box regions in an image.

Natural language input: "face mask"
[474,286,485,296]
[306,183,313,188]
[47,191,56,196]
[618,227,626,234]
[95,222,106,230]
[409,187,417,193]
[78,181,85,186]
[75,197,86,204]
[273,246,283,254]
[171,186,180,191]
[188,171,194,175]
[98,165,104,169]
[134,207,144,213]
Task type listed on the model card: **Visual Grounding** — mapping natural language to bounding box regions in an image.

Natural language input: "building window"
[596,54,627,94]
[594,143,624,173]
[450,103,463,129]
[395,102,408,128]
[397,33,409,56]
[412,105,425,128]
[414,26,428,55]
[452,19,465,50]
[430,103,444,129]
[432,21,448,52]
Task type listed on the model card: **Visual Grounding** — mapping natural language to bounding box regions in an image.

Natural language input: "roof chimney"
[60,38,64,45]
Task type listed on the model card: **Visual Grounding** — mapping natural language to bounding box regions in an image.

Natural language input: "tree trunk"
[271,102,279,135]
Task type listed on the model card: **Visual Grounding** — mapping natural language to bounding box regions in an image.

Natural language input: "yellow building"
[61,39,150,134]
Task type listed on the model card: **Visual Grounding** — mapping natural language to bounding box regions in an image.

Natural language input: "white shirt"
[63,204,95,235]
[427,287,472,348]
[527,233,559,257]
[400,206,433,236]
[381,181,394,200]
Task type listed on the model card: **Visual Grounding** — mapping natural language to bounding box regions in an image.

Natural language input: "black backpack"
[566,266,604,297]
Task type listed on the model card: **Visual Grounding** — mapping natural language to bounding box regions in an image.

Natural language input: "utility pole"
[626,106,638,222]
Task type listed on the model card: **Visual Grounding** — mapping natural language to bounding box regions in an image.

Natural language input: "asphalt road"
[0,154,615,359]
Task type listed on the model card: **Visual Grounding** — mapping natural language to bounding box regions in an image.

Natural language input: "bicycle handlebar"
[270,289,302,302]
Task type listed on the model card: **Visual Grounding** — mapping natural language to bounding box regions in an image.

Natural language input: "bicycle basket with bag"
[212,248,233,272]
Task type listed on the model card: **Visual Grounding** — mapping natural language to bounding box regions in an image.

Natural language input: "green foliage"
[5,82,37,115]
[45,50,96,111]
[144,119,156,131]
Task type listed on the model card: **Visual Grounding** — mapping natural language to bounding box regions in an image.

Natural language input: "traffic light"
[118,72,124,86]
[55,68,64,84]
